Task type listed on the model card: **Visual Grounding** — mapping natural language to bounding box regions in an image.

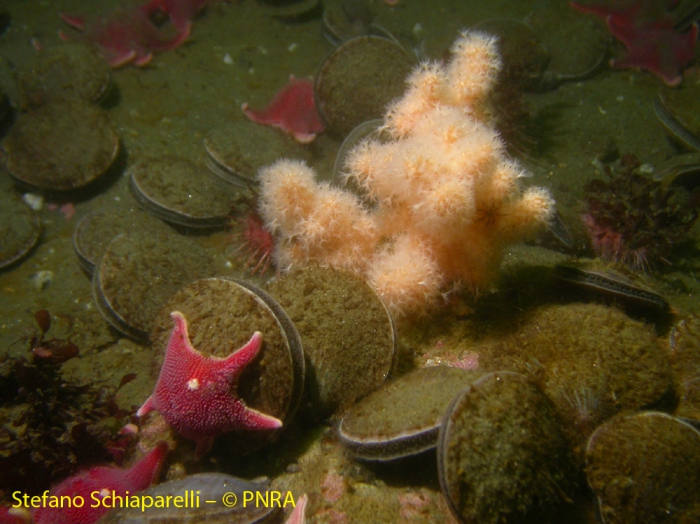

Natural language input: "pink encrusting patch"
[242,76,325,144]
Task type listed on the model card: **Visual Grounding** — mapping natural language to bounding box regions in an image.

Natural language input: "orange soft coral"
[258,30,554,317]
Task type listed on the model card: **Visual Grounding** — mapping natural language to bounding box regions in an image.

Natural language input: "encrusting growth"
[258,30,555,316]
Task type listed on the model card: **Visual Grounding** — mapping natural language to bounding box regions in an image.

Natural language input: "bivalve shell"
[586,411,700,524]
[93,231,225,342]
[268,266,396,419]
[17,42,113,109]
[314,35,413,137]
[129,156,234,228]
[339,366,482,461]
[0,191,42,270]
[2,100,119,191]
[96,473,279,523]
[438,372,575,524]
[204,121,311,187]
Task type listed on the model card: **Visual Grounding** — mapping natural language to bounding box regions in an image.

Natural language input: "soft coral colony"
[258,31,555,317]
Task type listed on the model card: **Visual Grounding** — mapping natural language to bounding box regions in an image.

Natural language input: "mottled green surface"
[439,372,576,524]
[130,155,234,225]
[268,266,395,419]
[16,42,112,109]
[3,100,119,190]
[586,412,700,524]
[478,302,674,459]
[339,366,481,460]
[0,188,41,268]
[96,230,224,340]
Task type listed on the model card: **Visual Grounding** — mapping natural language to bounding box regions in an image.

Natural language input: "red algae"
[230,210,275,276]
[582,154,700,270]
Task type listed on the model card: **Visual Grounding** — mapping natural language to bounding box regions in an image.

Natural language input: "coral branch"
[258,30,555,316]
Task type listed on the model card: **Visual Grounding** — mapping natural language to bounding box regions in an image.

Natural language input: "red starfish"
[32,442,168,524]
[137,311,282,459]
[60,7,191,68]
[571,0,699,85]
[242,75,325,144]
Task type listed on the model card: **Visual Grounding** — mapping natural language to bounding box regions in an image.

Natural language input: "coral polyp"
[582,154,700,270]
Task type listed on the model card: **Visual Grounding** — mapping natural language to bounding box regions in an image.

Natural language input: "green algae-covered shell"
[2,100,119,191]
[438,371,575,524]
[314,35,413,137]
[73,210,110,275]
[150,277,304,455]
[586,411,700,524]
[477,303,673,458]
[0,191,42,270]
[93,231,224,342]
[669,314,700,420]
[338,366,482,461]
[17,42,112,109]
[129,156,234,228]
[267,266,396,419]
[97,473,279,523]
[73,207,174,276]
[204,121,311,187]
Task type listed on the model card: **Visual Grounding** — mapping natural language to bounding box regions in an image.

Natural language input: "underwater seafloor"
[2,0,700,522]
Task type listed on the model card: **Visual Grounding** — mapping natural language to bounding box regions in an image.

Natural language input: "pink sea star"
[242,75,325,144]
[137,311,282,459]
[571,0,698,85]
[60,7,191,68]
[32,442,168,524]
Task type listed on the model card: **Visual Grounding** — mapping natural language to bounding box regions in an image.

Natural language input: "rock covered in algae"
[267,266,396,419]
[477,303,673,456]
[339,366,482,460]
[586,411,700,524]
[438,371,576,524]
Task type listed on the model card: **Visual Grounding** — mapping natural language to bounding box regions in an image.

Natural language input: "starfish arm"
[285,494,308,524]
[242,103,278,125]
[608,20,697,86]
[108,49,138,68]
[60,13,87,30]
[123,441,169,491]
[136,395,156,417]
[291,132,318,144]
[134,53,154,67]
[220,331,264,378]
[240,403,283,430]
[167,311,200,358]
